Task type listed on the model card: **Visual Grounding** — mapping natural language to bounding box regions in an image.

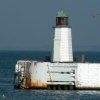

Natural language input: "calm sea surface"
[0,51,100,100]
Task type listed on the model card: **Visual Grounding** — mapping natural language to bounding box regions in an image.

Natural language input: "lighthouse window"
[66,72,70,74]
[64,18,67,25]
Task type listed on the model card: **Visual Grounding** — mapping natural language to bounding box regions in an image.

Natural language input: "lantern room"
[56,10,68,26]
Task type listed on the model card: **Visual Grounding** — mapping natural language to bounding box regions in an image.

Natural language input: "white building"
[52,10,73,62]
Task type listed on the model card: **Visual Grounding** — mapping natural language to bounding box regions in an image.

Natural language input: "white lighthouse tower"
[52,10,73,62]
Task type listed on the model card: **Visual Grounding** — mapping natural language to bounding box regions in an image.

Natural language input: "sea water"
[0,51,100,100]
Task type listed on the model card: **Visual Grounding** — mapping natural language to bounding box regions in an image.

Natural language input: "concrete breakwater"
[14,60,100,90]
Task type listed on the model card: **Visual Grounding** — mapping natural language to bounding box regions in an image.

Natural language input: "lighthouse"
[52,10,73,62]
[14,10,100,90]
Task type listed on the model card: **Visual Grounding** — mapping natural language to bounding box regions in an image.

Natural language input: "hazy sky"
[0,0,100,51]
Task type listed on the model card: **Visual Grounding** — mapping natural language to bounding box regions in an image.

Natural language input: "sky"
[0,0,100,51]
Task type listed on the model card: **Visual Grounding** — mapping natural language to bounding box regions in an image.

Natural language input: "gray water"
[1,86,100,100]
[0,51,100,100]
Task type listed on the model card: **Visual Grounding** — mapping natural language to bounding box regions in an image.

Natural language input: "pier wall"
[14,61,100,90]
[76,63,100,89]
